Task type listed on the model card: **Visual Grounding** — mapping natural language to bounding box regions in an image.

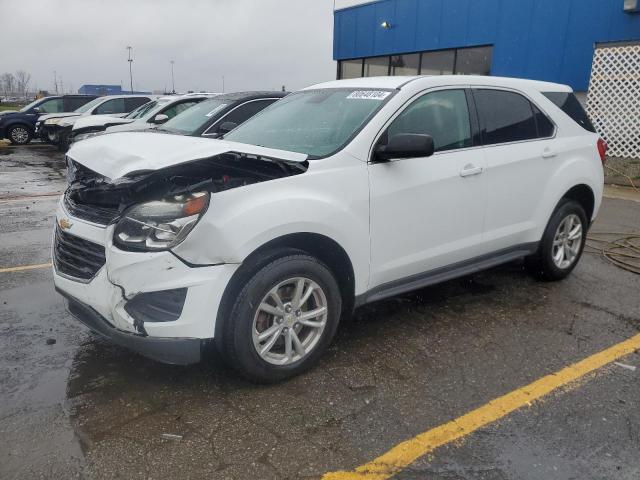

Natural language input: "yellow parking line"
[0,262,52,273]
[323,332,640,480]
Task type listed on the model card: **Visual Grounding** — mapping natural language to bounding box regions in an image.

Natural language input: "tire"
[526,199,588,281]
[57,130,71,152]
[7,125,32,145]
[222,253,342,383]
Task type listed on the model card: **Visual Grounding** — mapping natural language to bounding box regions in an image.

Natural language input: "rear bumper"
[57,287,203,365]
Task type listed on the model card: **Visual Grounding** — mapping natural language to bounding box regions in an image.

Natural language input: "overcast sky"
[0,0,337,94]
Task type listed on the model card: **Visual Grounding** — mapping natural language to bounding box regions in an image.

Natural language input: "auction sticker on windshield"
[346,91,391,100]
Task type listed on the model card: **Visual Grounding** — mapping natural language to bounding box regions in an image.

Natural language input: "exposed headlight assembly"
[73,131,104,143]
[114,192,210,251]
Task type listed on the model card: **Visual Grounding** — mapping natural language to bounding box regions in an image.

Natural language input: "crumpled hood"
[38,112,80,122]
[72,115,132,131]
[66,131,308,179]
[105,122,151,134]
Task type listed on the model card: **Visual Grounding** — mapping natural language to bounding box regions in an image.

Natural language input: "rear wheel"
[222,253,341,383]
[8,125,32,145]
[526,199,587,281]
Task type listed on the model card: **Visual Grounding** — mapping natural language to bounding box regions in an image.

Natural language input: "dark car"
[0,95,98,145]
[38,94,153,150]
[148,91,288,139]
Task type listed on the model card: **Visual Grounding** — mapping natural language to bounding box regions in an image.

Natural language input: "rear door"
[473,88,556,251]
[368,88,487,288]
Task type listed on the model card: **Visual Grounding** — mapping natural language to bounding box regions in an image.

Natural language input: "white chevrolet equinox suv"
[53,76,605,382]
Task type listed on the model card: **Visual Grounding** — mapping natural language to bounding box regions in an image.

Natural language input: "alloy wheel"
[252,277,328,365]
[552,214,583,269]
[11,127,29,144]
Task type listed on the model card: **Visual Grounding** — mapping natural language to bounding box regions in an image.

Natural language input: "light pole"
[170,60,175,94]
[126,46,134,93]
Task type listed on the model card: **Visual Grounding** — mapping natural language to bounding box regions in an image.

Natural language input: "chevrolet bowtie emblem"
[58,218,73,230]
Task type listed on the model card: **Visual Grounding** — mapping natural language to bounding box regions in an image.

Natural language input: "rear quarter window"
[542,92,596,133]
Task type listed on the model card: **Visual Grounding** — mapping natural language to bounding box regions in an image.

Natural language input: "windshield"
[73,97,104,114]
[20,98,45,112]
[224,89,393,158]
[125,100,159,119]
[159,98,228,134]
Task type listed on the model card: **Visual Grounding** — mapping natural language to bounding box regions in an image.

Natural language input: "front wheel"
[8,125,32,145]
[526,199,588,281]
[222,253,342,383]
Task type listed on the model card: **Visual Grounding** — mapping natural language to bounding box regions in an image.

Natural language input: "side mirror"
[32,107,41,114]
[217,121,238,134]
[152,113,169,124]
[374,133,435,162]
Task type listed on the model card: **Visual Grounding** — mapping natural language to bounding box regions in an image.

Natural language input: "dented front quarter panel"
[172,154,371,296]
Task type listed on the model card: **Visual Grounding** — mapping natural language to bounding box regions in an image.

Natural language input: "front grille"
[53,226,106,281]
[64,193,120,226]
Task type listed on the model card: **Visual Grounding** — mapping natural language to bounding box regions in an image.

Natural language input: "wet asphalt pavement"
[1,144,639,480]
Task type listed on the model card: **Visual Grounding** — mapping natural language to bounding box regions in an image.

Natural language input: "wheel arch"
[6,120,35,133]
[559,184,595,222]
[214,232,356,342]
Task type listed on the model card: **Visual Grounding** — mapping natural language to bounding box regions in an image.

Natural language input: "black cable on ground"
[585,231,640,274]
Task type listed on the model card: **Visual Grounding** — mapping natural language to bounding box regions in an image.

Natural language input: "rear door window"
[542,92,596,133]
[65,97,93,111]
[94,98,126,115]
[474,89,538,145]
[124,97,151,112]
[125,97,152,112]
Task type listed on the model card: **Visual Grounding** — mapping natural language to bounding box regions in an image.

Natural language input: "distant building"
[333,0,640,158]
[78,84,151,95]
[333,0,639,92]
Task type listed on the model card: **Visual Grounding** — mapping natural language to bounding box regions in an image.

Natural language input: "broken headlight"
[113,192,209,251]
[72,131,104,143]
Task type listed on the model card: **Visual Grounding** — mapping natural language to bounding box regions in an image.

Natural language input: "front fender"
[172,157,370,294]
[3,118,35,133]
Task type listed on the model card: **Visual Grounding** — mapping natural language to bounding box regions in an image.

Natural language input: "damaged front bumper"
[53,198,239,365]
[57,287,203,365]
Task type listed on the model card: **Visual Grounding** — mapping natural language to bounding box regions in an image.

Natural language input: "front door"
[368,88,487,289]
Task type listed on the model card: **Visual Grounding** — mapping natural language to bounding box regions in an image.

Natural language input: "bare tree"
[1,72,16,99]
[15,70,31,100]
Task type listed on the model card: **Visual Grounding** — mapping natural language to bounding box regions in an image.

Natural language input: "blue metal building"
[333,0,640,91]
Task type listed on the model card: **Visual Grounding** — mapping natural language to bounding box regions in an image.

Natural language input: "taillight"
[597,138,607,166]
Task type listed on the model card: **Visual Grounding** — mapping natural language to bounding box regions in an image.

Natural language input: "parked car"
[53,76,605,383]
[0,95,98,144]
[37,94,154,149]
[140,91,288,138]
[70,94,215,144]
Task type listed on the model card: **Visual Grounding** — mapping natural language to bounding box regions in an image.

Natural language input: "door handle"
[459,164,483,177]
[542,148,557,158]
